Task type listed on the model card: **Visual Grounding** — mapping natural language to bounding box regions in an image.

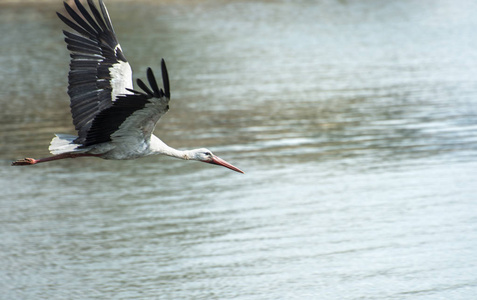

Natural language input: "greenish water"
[1,1,477,299]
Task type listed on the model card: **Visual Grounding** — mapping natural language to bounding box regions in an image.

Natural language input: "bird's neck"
[150,135,191,160]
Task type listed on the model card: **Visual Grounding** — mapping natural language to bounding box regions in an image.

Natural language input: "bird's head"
[190,148,244,174]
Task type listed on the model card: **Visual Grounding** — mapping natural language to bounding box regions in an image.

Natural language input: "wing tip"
[161,59,170,99]
[136,63,170,99]
[136,78,154,97]
[146,67,162,98]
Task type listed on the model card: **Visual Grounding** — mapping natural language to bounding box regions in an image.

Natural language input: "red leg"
[12,153,101,166]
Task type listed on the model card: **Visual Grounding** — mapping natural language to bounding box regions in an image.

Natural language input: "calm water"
[1,0,477,299]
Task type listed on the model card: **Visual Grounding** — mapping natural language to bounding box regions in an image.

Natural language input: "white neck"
[150,135,191,160]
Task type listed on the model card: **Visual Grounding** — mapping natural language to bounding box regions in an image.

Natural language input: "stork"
[12,0,243,174]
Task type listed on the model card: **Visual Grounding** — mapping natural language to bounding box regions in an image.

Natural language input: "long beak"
[209,155,244,174]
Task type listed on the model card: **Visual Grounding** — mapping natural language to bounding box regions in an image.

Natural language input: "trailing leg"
[11,153,101,166]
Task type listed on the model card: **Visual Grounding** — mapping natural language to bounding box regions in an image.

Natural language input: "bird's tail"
[49,134,82,155]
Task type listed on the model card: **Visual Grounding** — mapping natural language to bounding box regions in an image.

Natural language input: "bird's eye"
[204,152,211,156]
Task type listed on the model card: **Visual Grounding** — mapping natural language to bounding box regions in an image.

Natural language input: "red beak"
[209,155,244,174]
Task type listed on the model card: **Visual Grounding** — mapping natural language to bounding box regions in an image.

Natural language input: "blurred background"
[1,0,477,299]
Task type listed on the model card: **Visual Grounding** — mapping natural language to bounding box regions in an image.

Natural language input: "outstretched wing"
[57,0,133,144]
[81,59,171,147]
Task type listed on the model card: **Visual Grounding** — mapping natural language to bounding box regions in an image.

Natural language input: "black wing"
[57,0,133,145]
[81,60,171,147]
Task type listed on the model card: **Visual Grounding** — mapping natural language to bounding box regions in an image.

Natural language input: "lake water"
[1,0,477,299]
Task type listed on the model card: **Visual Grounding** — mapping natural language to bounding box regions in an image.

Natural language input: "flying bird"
[12,0,243,174]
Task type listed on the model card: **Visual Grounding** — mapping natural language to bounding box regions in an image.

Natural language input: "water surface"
[1,1,477,299]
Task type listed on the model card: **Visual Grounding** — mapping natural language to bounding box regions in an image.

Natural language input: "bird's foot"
[11,158,38,166]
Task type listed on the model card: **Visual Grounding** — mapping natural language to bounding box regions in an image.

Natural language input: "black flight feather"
[75,0,102,33]
[161,59,170,98]
[137,78,154,97]
[57,12,92,38]
[87,0,109,34]
[63,2,98,37]
[99,0,116,34]
[147,68,161,98]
